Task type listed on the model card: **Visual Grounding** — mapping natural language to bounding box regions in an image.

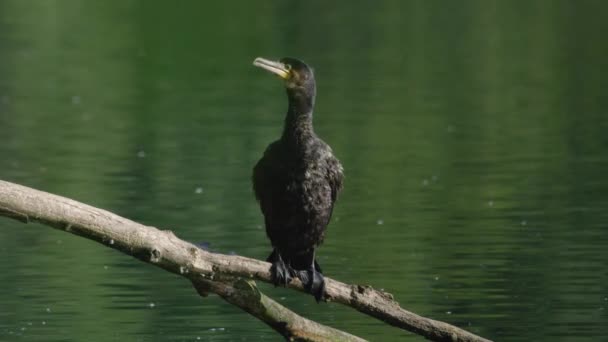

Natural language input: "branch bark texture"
[0,180,492,342]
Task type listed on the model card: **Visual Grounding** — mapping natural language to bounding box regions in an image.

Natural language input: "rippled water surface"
[1,1,608,341]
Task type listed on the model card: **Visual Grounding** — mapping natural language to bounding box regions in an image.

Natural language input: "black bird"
[252,57,344,301]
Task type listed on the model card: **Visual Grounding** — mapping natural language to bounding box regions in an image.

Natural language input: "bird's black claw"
[270,256,293,287]
[297,269,326,302]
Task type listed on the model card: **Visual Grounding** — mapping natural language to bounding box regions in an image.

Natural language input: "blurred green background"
[1,1,608,341]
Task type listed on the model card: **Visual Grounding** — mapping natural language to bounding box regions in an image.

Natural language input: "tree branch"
[0,180,492,342]
[192,278,365,341]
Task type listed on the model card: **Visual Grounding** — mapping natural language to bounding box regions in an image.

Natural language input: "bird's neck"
[282,90,315,143]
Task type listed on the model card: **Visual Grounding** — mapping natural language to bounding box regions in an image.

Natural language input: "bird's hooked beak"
[253,57,290,79]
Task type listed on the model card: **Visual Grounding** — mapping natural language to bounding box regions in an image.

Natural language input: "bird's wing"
[252,141,281,208]
[326,153,344,204]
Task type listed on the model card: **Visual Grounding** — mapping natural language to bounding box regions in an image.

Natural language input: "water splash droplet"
[137,150,146,158]
[148,302,155,308]
[195,187,204,194]
[376,219,384,225]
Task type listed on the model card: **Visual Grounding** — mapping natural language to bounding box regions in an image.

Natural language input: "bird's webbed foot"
[297,266,326,302]
[267,250,294,287]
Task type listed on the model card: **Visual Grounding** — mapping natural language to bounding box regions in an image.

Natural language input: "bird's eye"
[284,64,292,71]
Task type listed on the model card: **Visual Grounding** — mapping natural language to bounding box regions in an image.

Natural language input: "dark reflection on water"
[1,1,608,341]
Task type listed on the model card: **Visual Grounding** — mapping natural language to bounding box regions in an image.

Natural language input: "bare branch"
[192,278,365,341]
[0,180,492,342]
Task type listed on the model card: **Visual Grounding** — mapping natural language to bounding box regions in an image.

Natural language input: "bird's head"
[253,57,316,100]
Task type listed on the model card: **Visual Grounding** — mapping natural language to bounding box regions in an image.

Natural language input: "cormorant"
[252,57,344,301]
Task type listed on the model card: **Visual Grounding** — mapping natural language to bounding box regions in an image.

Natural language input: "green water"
[1,1,608,341]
